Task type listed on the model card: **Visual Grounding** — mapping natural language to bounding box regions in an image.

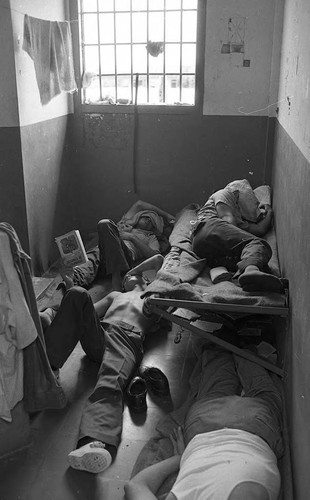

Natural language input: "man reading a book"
[67,200,174,291]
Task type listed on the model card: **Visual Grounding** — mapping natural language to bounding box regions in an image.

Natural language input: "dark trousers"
[44,287,143,448]
[73,219,133,287]
[192,215,272,273]
[184,349,284,459]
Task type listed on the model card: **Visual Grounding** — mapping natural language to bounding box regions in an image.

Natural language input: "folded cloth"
[23,14,77,105]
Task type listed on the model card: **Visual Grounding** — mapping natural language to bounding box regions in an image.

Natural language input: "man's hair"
[122,273,150,291]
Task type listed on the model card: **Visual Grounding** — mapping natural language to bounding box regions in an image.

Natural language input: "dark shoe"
[126,376,147,413]
[139,367,170,396]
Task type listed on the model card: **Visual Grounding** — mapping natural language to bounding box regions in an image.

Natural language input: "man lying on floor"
[191,182,284,293]
[40,254,166,473]
[66,200,174,291]
[125,348,283,500]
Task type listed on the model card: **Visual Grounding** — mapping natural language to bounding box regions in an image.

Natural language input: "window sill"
[76,103,197,115]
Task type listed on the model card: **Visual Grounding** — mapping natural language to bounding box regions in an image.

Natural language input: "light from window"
[78,0,198,106]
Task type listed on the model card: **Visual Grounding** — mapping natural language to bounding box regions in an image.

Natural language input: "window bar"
[146,0,150,103]
[130,0,134,103]
[96,0,103,101]
[179,2,183,103]
[113,0,118,102]
[80,1,86,104]
[163,0,166,103]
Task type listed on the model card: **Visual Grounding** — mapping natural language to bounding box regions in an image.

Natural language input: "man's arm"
[124,200,175,223]
[121,231,160,259]
[216,202,273,237]
[94,291,120,318]
[216,202,237,225]
[126,254,164,276]
[246,205,273,237]
[124,456,180,500]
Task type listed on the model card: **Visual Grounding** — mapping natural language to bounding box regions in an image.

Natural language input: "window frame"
[70,0,206,115]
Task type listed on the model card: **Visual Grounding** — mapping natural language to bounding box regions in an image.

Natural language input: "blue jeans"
[184,349,284,459]
[44,287,144,448]
[192,215,272,273]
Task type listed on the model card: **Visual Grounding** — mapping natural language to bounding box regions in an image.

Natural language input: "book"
[55,230,88,267]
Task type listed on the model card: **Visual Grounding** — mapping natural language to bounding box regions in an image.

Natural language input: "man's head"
[122,273,149,292]
[134,216,154,232]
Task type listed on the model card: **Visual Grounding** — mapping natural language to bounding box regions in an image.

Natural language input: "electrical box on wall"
[243,59,251,67]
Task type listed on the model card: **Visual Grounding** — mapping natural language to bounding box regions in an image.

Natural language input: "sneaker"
[68,441,112,473]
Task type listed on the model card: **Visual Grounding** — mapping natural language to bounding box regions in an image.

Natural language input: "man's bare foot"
[239,270,284,293]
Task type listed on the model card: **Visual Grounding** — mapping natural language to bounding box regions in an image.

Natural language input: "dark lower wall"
[272,122,310,500]
[20,115,74,274]
[0,127,29,251]
[69,112,272,234]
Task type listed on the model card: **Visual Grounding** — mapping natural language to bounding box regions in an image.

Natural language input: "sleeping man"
[69,200,174,291]
[191,184,284,293]
[125,347,284,500]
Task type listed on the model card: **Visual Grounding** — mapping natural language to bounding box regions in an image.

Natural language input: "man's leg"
[192,217,282,291]
[69,324,143,472]
[97,219,133,290]
[233,354,284,458]
[44,287,105,369]
[184,348,240,445]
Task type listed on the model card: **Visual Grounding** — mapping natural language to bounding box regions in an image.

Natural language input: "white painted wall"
[10,0,74,126]
[277,0,310,163]
[0,0,19,126]
[203,0,283,117]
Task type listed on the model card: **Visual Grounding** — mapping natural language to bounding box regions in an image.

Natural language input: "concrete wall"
[8,0,75,273]
[271,0,310,498]
[203,0,282,117]
[0,0,28,249]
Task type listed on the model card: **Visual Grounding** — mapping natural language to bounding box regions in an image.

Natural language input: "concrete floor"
[0,296,199,500]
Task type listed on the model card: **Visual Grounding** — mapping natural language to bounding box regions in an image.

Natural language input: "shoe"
[139,366,170,396]
[126,376,147,413]
[68,441,112,473]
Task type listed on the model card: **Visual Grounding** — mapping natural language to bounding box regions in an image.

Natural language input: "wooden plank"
[149,297,289,317]
[152,305,284,377]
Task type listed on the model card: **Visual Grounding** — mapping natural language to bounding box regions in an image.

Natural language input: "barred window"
[78,0,198,106]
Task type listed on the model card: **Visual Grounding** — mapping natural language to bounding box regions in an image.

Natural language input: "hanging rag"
[23,14,77,105]
[0,223,67,413]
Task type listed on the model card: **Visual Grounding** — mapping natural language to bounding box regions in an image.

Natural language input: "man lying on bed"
[65,200,174,291]
[191,183,284,293]
[125,347,283,500]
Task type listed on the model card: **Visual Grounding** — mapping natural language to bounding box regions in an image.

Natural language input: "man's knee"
[63,286,91,306]
[97,219,114,233]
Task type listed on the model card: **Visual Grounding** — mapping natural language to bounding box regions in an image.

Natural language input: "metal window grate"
[78,0,198,106]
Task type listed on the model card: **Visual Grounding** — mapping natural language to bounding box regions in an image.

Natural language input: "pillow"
[225,179,260,222]
[254,185,271,206]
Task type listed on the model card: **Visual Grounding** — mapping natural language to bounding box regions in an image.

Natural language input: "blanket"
[143,190,287,309]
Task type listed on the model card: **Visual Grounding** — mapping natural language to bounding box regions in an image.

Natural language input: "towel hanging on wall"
[23,14,77,105]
